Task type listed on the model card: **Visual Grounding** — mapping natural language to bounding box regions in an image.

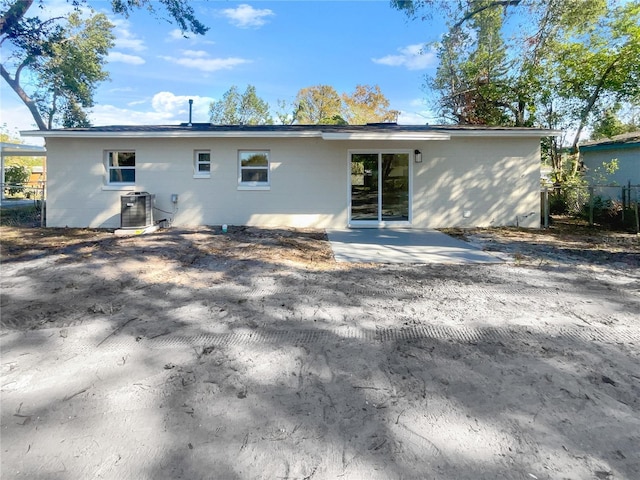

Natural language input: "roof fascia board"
[0,142,47,157]
[20,130,324,139]
[580,142,640,152]
[444,129,562,138]
[322,132,451,141]
[21,127,562,140]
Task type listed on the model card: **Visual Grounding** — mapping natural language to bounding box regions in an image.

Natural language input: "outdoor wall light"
[414,149,422,163]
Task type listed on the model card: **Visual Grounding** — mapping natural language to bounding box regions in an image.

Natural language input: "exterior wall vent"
[121,192,154,228]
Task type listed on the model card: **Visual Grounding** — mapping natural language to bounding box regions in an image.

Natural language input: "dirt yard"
[1,221,639,480]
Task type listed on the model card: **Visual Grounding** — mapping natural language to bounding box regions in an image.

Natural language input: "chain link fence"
[541,182,639,233]
[1,182,46,227]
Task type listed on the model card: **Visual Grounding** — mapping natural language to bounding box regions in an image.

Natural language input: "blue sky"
[1,0,447,141]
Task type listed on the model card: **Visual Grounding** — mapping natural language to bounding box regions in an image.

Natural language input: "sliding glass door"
[350,152,410,225]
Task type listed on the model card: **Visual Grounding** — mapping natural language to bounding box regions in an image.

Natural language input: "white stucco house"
[22,123,559,229]
[579,131,640,187]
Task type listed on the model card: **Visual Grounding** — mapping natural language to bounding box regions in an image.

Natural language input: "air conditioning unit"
[121,192,154,228]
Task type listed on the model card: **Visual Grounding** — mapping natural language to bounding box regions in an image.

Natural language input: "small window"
[195,150,211,177]
[239,150,269,188]
[106,151,135,184]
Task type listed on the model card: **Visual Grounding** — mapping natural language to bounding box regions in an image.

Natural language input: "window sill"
[102,185,136,191]
[193,174,211,179]
[237,185,270,191]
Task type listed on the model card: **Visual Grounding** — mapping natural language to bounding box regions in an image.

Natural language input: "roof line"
[20,124,562,139]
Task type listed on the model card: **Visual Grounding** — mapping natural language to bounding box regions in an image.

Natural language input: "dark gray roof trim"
[21,123,561,139]
[579,131,640,150]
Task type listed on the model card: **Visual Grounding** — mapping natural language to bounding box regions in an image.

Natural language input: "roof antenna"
[188,99,193,126]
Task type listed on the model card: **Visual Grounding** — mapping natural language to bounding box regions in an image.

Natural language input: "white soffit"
[0,142,47,157]
[20,130,323,139]
[21,127,561,140]
[322,132,451,141]
[446,129,563,138]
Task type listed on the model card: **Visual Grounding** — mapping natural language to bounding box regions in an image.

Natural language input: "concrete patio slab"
[326,228,504,264]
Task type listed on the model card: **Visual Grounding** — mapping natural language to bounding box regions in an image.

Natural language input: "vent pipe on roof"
[188,99,193,126]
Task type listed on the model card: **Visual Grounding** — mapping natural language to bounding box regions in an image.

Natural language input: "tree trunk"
[0,0,34,36]
[0,63,48,130]
[570,55,622,153]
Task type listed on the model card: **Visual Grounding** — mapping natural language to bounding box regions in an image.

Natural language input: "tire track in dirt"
[214,283,639,303]
[96,323,640,349]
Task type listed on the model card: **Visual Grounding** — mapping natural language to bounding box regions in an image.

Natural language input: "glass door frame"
[347,149,413,227]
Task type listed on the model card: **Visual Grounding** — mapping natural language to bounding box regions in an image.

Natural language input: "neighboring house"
[0,142,47,200]
[22,123,558,229]
[579,131,640,186]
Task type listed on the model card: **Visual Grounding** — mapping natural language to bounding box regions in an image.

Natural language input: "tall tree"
[1,0,208,129]
[590,106,639,140]
[274,99,300,125]
[293,84,398,125]
[553,2,640,152]
[342,84,400,124]
[392,0,616,128]
[209,85,272,125]
[392,0,639,178]
[1,8,114,129]
[295,85,345,124]
[427,1,513,125]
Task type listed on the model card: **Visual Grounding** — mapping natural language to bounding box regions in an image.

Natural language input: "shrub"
[4,165,30,196]
[582,197,638,231]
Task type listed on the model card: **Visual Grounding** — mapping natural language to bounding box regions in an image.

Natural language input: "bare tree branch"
[0,62,47,130]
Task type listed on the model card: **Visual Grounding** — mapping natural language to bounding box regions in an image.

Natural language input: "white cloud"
[160,50,249,72]
[108,52,145,65]
[111,19,146,52]
[180,50,210,58]
[397,111,431,125]
[91,92,215,126]
[37,0,92,21]
[108,87,135,94]
[372,44,436,71]
[221,4,275,28]
[169,29,191,41]
[6,102,45,142]
[166,29,215,45]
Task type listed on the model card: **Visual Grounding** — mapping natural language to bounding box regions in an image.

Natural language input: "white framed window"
[194,150,211,177]
[106,151,135,185]
[238,150,270,189]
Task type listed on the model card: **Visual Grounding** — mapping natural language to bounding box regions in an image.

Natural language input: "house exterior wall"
[581,146,640,187]
[44,135,541,229]
[413,136,541,228]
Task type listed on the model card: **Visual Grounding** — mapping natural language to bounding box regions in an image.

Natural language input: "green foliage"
[4,164,29,196]
[548,173,589,216]
[0,123,20,143]
[590,107,639,140]
[295,85,343,124]
[209,85,273,125]
[292,84,398,125]
[392,0,640,186]
[319,114,348,125]
[108,0,207,35]
[1,0,208,130]
[429,8,512,124]
[42,11,114,128]
[1,5,115,129]
[342,85,400,124]
[274,99,301,125]
[580,196,637,231]
[553,2,640,150]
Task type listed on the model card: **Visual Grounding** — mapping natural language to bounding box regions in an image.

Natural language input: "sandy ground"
[1,223,639,480]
